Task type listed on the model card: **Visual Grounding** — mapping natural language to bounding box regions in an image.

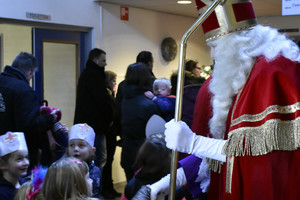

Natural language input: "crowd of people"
[0,47,204,200]
[2,1,300,199]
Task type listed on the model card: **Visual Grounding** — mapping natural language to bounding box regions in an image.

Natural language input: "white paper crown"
[0,132,28,157]
[69,123,95,147]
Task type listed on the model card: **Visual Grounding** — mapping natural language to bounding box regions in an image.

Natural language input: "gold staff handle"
[168,1,222,199]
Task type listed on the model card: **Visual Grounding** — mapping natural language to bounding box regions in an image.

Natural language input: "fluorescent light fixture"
[177,0,192,4]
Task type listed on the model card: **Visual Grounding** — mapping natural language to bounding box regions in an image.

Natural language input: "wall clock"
[161,37,177,61]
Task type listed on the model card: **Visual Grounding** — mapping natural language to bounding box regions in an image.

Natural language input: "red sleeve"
[191,76,213,137]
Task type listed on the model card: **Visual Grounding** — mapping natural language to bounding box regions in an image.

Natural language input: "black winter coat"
[120,85,160,173]
[74,60,114,135]
[0,66,54,168]
[0,66,54,135]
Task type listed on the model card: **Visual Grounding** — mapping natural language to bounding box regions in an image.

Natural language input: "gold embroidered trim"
[223,117,300,157]
[231,102,300,127]
[225,156,234,194]
[207,158,223,173]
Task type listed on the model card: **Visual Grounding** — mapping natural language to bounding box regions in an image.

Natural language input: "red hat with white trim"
[0,132,28,157]
[195,0,257,41]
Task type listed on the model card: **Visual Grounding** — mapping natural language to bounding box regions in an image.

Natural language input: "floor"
[103,182,126,200]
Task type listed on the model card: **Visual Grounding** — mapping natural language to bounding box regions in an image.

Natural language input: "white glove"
[165,120,226,162]
[150,167,186,200]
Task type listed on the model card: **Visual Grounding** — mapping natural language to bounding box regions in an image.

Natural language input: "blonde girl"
[41,157,95,200]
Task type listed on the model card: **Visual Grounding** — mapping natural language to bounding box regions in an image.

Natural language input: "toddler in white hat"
[0,132,29,200]
[66,123,103,199]
[66,123,96,165]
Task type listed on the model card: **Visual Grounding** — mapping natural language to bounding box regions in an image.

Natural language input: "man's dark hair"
[125,62,152,89]
[88,48,106,61]
[12,52,38,73]
[136,51,153,65]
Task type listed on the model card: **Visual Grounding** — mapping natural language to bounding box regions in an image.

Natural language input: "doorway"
[33,28,87,128]
[0,23,89,128]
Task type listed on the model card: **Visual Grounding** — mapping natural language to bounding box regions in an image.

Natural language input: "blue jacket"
[0,176,16,200]
[154,96,176,122]
[89,161,104,200]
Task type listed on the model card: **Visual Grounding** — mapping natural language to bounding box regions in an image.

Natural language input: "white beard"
[208,35,253,139]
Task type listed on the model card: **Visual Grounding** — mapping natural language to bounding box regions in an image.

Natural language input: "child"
[125,115,194,200]
[144,78,176,121]
[39,105,68,165]
[124,115,171,199]
[124,136,171,200]
[66,123,103,200]
[41,157,96,200]
[14,166,47,200]
[0,132,29,200]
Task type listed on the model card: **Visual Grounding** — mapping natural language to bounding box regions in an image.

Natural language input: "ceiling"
[95,0,282,18]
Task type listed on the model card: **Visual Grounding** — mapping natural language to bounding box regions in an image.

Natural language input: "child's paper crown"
[0,132,28,157]
[69,123,95,147]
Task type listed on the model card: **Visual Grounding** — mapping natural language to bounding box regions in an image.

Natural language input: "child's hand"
[144,91,154,99]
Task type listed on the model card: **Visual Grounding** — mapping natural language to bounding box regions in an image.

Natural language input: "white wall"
[258,15,300,38]
[101,3,212,82]
[0,24,31,71]
[0,0,102,48]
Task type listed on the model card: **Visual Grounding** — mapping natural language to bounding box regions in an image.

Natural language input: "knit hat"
[0,132,28,157]
[145,115,166,139]
[195,0,257,41]
[69,123,95,147]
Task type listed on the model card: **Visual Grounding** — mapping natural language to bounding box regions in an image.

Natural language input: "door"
[33,29,86,128]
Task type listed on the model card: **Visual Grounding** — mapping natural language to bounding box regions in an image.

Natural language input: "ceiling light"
[177,0,192,4]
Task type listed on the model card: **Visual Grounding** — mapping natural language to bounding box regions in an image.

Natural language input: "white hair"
[208,25,300,139]
[153,78,171,90]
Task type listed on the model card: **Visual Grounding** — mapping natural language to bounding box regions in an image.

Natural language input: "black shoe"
[102,191,115,199]
[116,139,123,147]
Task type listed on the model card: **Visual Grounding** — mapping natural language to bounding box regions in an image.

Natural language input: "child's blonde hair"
[153,78,171,91]
[42,157,90,200]
[14,181,43,200]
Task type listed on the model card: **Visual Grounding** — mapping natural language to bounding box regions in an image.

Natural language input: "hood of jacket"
[123,84,150,99]
[1,65,29,84]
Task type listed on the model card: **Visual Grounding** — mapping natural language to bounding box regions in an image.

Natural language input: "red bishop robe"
[183,56,300,200]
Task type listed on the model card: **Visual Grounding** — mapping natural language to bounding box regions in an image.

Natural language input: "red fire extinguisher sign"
[120,6,129,21]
